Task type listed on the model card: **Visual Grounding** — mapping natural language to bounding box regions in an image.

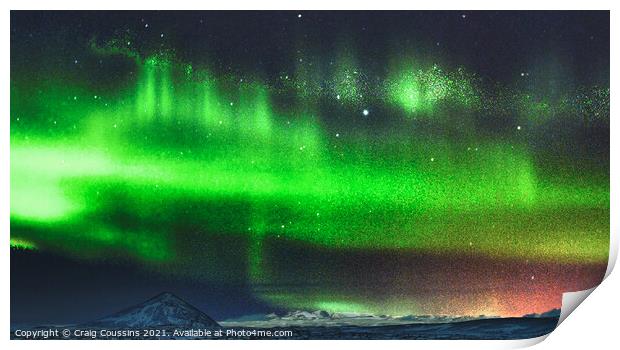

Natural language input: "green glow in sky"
[10,238,37,250]
[388,65,479,116]
[10,51,609,314]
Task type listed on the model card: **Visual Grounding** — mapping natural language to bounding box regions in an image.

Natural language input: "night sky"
[10,11,609,325]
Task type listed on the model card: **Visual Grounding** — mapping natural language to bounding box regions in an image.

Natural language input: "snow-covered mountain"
[522,308,561,318]
[270,310,387,321]
[87,292,220,328]
[221,309,496,328]
[222,308,559,329]
[257,308,560,323]
[276,310,332,320]
[268,310,489,322]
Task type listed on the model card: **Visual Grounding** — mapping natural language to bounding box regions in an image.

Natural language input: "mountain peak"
[146,291,183,303]
[87,292,220,329]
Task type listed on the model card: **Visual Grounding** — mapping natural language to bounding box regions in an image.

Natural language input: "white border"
[2,1,617,349]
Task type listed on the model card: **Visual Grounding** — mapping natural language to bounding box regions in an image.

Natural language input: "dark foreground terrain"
[11,292,559,340]
[11,316,558,340]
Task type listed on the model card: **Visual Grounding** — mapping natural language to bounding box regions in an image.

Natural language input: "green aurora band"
[11,49,609,315]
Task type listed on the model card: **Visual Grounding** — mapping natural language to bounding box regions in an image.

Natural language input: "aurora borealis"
[11,11,609,323]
